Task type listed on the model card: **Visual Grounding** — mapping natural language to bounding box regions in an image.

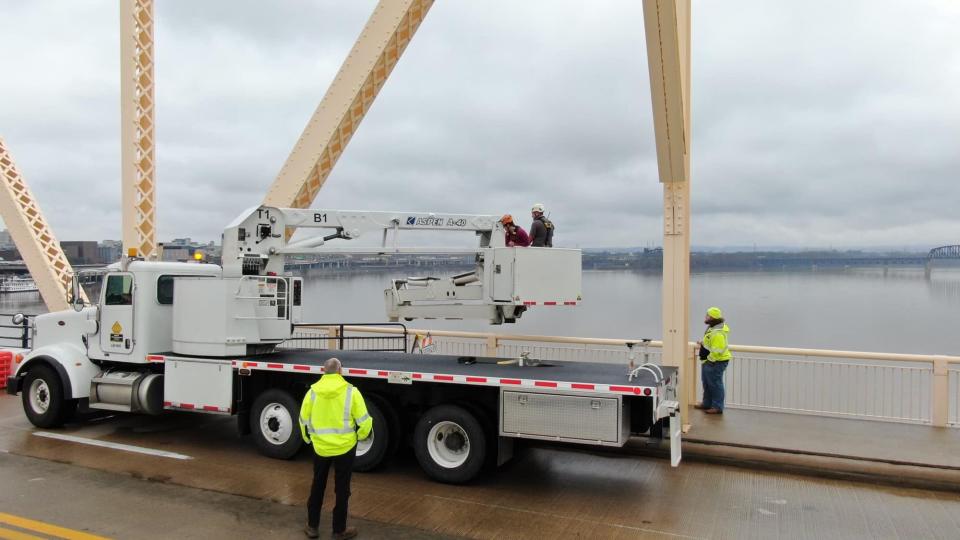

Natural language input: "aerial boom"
[219,206,580,328]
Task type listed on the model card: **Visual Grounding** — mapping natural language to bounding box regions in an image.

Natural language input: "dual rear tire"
[249,389,489,484]
[413,404,487,484]
[249,389,402,472]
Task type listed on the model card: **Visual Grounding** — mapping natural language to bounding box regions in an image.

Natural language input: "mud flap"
[670,407,682,467]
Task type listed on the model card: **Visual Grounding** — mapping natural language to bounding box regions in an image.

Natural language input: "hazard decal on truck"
[110,321,123,343]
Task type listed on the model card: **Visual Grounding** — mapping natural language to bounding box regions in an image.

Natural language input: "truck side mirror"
[11,313,24,325]
[70,274,84,312]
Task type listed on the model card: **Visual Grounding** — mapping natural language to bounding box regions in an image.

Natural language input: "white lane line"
[33,432,193,460]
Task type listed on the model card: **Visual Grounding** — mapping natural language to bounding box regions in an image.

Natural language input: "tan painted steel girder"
[0,137,76,312]
[643,0,693,426]
[120,0,157,259]
[263,0,434,210]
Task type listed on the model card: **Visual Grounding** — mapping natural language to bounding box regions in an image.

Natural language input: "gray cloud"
[0,0,957,249]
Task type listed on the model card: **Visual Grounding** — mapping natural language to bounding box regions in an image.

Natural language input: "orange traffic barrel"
[0,351,12,389]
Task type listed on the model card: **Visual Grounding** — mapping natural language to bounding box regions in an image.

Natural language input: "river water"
[3,268,955,355]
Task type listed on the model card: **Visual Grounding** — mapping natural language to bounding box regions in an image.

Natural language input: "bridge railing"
[307,324,959,428]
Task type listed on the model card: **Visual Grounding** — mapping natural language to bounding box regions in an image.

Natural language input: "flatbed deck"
[152,349,675,397]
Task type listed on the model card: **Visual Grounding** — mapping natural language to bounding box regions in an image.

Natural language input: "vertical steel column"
[643,0,692,428]
[120,0,157,259]
[0,137,75,312]
[263,0,434,210]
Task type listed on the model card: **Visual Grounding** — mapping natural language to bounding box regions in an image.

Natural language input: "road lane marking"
[32,432,192,460]
[0,525,44,540]
[0,513,110,540]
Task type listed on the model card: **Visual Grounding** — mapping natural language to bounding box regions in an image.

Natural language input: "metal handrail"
[293,322,409,352]
[0,312,34,349]
[320,324,959,428]
[316,324,960,365]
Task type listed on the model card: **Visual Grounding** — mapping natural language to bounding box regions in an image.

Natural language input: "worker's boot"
[332,527,358,540]
[303,524,319,538]
[704,408,723,415]
[694,402,708,410]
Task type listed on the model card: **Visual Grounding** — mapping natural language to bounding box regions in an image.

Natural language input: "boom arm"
[222,206,505,277]
[222,206,581,324]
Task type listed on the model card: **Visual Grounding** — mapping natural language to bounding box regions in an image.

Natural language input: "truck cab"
[11,261,223,427]
[83,261,223,363]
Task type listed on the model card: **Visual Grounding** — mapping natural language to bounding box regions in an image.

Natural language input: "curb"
[624,439,960,494]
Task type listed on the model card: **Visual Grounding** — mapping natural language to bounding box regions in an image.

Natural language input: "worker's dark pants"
[701,360,729,410]
[307,444,356,532]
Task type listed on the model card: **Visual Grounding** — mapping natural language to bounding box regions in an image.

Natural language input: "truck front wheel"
[414,404,486,484]
[251,389,303,459]
[22,365,75,428]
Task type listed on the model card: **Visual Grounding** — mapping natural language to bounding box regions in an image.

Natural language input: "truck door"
[100,273,135,355]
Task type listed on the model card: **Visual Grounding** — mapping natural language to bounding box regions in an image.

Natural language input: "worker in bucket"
[500,214,531,247]
[300,358,372,539]
[696,307,732,414]
[529,203,554,247]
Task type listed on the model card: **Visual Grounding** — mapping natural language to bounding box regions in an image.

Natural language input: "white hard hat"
[531,203,545,213]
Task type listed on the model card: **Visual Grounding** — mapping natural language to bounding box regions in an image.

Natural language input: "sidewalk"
[639,408,960,492]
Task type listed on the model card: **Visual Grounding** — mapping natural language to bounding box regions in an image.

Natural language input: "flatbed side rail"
[284,322,408,353]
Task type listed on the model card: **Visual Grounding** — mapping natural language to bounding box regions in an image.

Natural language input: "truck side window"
[104,275,133,306]
[157,275,174,305]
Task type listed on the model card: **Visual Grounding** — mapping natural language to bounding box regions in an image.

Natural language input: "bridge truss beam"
[0,138,76,312]
[643,0,692,427]
[120,0,157,259]
[263,0,434,210]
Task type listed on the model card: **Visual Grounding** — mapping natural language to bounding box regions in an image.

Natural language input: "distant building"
[161,246,194,262]
[60,241,101,265]
[159,238,219,263]
[98,240,122,264]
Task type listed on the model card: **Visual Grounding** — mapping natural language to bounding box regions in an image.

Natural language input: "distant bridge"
[928,245,960,260]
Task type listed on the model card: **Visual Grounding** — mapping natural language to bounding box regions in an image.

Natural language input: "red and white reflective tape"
[146,355,165,363]
[221,359,654,396]
[231,360,326,374]
[163,401,231,413]
[521,301,578,306]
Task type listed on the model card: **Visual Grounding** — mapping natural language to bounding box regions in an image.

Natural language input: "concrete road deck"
[0,452,451,539]
[3,394,960,539]
[686,408,960,468]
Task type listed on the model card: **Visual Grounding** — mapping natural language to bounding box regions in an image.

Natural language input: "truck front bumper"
[5,376,21,396]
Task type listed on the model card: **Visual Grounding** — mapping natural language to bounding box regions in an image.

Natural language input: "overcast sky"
[1,0,958,249]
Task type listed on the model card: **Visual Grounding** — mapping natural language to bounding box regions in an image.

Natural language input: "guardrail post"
[485,335,499,357]
[20,316,30,349]
[327,326,341,351]
[932,358,949,427]
[684,342,697,432]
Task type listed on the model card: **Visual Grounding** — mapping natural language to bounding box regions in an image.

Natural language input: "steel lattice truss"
[120,0,157,258]
[0,138,76,311]
[928,245,960,259]
[264,0,434,210]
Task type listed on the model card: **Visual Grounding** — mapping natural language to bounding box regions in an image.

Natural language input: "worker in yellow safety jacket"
[696,307,732,415]
[300,357,372,540]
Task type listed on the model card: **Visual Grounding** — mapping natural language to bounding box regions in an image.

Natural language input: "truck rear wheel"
[353,397,390,472]
[251,389,303,459]
[414,404,486,484]
[22,365,75,428]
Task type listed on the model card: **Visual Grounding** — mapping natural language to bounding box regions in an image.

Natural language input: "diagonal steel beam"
[120,0,157,259]
[264,0,434,209]
[0,137,76,312]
